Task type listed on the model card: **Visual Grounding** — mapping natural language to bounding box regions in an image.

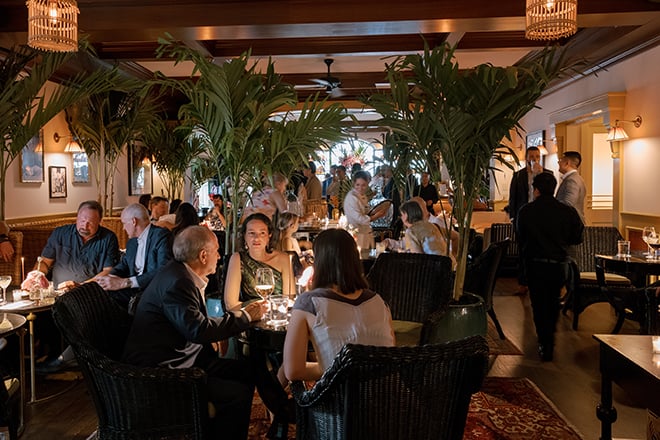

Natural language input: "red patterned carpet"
[248,377,583,440]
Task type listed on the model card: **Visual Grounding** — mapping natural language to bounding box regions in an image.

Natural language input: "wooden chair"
[564,226,632,330]
[366,253,453,345]
[464,239,510,339]
[291,336,489,440]
[52,282,209,440]
[0,232,23,283]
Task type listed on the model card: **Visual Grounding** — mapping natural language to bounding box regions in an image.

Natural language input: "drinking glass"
[642,226,656,257]
[0,275,11,305]
[255,268,275,320]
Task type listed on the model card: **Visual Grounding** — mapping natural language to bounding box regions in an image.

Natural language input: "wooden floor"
[16,277,649,439]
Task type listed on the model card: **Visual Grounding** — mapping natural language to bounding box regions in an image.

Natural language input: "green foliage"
[67,81,165,215]
[363,42,580,299]
[0,43,119,219]
[156,36,348,252]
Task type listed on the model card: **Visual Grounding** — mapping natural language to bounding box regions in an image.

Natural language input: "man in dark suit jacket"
[517,172,583,362]
[507,147,552,294]
[122,226,265,439]
[95,203,172,311]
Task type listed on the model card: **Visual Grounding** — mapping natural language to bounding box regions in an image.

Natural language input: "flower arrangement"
[339,145,366,169]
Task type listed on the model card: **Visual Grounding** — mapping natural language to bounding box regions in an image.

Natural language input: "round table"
[0,312,27,433]
[595,252,660,287]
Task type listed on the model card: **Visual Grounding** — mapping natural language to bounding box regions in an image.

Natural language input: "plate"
[368,199,392,217]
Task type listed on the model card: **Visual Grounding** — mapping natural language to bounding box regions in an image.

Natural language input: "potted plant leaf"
[155,37,348,253]
[365,42,580,340]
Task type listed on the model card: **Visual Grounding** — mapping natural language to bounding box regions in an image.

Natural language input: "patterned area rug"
[247,377,583,440]
[466,377,584,439]
[487,319,522,356]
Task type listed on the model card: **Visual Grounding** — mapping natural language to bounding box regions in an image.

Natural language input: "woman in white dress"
[342,170,386,251]
[283,228,394,381]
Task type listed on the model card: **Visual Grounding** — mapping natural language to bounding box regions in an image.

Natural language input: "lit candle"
[21,257,25,281]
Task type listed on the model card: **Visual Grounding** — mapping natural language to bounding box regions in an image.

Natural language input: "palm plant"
[156,37,348,252]
[0,43,118,219]
[366,42,580,300]
[67,82,165,215]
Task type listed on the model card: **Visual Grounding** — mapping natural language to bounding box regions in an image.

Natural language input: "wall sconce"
[606,115,642,142]
[606,115,642,159]
[53,131,84,153]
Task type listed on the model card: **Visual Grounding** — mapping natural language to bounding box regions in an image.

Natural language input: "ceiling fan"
[294,58,345,98]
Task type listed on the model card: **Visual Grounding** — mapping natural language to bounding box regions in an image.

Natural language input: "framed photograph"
[72,153,90,183]
[526,129,545,150]
[19,129,45,183]
[48,166,67,198]
[128,145,153,195]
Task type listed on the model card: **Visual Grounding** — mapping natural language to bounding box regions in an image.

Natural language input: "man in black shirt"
[414,172,439,214]
[517,172,583,361]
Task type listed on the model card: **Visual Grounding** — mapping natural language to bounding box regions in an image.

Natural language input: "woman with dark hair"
[171,202,200,237]
[343,170,386,250]
[283,229,394,381]
[224,213,293,312]
[384,200,453,263]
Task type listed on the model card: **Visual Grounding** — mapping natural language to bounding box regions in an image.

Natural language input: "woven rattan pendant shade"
[525,0,577,40]
[27,0,79,52]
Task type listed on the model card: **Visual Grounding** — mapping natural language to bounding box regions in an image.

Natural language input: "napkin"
[0,317,11,330]
[0,300,33,310]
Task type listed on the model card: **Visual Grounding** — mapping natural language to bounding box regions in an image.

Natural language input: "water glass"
[616,240,630,258]
[267,295,289,328]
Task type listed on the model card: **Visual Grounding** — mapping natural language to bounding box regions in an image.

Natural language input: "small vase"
[422,292,487,344]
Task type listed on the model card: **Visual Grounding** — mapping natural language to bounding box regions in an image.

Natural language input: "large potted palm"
[366,42,579,340]
[156,38,348,253]
[0,43,119,220]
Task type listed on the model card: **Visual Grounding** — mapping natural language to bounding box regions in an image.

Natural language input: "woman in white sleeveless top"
[283,229,394,381]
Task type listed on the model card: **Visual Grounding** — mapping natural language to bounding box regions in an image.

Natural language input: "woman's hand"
[244,300,267,322]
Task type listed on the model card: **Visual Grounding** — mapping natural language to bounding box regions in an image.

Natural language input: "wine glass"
[643,226,656,258]
[255,268,275,320]
[0,275,11,305]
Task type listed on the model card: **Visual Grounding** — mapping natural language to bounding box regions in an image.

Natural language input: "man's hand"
[95,275,129,291]
[244,300,267,322]
[0,241,14,262]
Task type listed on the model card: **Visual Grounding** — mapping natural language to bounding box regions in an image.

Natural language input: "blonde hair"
[273,211,299,251]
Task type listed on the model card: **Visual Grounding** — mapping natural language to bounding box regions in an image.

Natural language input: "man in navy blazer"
[96,203,172,310]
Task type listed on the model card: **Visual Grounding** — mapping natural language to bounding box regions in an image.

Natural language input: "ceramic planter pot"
[422,292,487,344]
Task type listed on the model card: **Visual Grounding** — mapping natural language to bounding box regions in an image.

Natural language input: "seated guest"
[383,200,455,265]
[224,213,294,312]
[171,202,201,237]
[273,211,301,255]
[138,194,151,212]
[283,229,394,381]
[150,196,175,229]
[32,200,120,374]
[95,203,172,312]
[242,173,288,220]
[122,226,265,440]
[0,220,15,262]
[205,194,227,230]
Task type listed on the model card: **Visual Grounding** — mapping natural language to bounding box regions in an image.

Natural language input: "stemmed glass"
[0,275,11,305]
[255,268,275,321]
[642,226,657,258]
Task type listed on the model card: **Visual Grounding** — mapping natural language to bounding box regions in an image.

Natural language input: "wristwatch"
[124,278,132,289]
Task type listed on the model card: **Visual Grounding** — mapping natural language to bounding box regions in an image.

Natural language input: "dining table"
[0,312,27,433]
[595,252,660,287]
[0,294,70,404]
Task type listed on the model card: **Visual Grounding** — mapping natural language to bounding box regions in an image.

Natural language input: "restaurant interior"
[1,1,659,439]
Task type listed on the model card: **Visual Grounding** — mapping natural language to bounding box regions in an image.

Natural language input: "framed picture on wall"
[526,129,545,150]
[19,129,45,183]
[48,166,67,198]
[128,144,153,195]
[72,153,90,183]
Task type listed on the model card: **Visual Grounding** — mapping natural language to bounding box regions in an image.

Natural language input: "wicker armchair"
[291,336,489,440]
[487,222,518,276]
[366,253,453,345]
[0,231,23,283]
[464,239,510,339]
[52,282,209,440]
[564,226,632,330]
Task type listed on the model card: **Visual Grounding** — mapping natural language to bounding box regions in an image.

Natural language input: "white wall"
[518,44,660,216]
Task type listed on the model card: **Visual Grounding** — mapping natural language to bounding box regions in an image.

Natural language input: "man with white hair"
[123,226,265,439]
[96,203,172,311]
